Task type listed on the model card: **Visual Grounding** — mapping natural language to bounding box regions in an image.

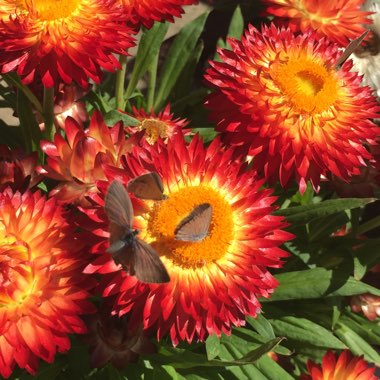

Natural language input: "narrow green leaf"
[155,338,282,369]
[334,321,380,364]
[126,22,170,100]
[274,198,376,224]
[246,314,275,340]
[266,268,380,301]
[254,355,295,380]
[103,110,140,126]
[227,6,244,40]
[270,317,346,349]
[155,12,209,110]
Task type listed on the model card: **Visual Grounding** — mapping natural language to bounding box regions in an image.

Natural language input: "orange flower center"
[271,57,338,114]
[143,185,234,267]
[138,119,168,145]
[21,0,79,21]
[0,233,35,308]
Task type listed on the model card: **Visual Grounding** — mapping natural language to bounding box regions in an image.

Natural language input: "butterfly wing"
[108,243,135,271]
[174,203,213,242]
[105,180,134,228]
[127,172,166,200]
[336,30,369,67]
[131,238,170,283]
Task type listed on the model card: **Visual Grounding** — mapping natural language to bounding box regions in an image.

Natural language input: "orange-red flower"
[205,24,380,193]
[0,0,135,88]
[83,312,155,369]
[263,0,372,46]
[351,293,380,321]
[0,145,41,192]
[83,132,292,345]
[300,350,377,380]
[122,0,199,28]
[126,104,189,145]
[0,189,94,378]
[39,111,140,206]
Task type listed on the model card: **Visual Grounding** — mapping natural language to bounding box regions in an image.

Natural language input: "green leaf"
[103,110,140,126]
[192,128,218,143]
[334,321,380,364]
[246,314,275,340]
[227,6,244,40]
[352,238,380,280]
[155,338,283,369]
[254,355,295,380]
[270,317,346,350]
[274,198,376,224]
[126,22,170,100]
[266,268,380,301]
[154,12,209,110]
[206,334,221,360]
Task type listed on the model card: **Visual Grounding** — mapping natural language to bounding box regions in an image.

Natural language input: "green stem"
[2,73,43,114]
[357,214,380,236]
[147,53,158,111]
[115,55,128,110]
[43,86,55,141]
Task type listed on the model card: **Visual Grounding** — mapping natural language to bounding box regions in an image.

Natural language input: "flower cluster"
[1,0,380,378]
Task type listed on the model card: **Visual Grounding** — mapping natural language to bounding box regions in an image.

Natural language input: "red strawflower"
[263,0,372,47]
[0,0,135,87]
[301,350,377,380]
[122,0,199,28]
[126,104,189,145]
[351,293,380,321]
[0,145,41,192]
[82,132,292,345]
[0,189,95,378]
[38,111,140,206]
[205,24,380,193]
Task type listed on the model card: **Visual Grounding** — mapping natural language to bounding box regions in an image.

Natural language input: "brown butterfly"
[104,180,170,284]
[175,203,213,242]
[336,31,369,68]
[127,172,167,201]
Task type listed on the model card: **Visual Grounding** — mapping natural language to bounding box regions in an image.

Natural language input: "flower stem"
[115,55,128,110]
[147,53,158,111]
[357,213,380,236]
[3,73,43,114]
[43,86,55,141]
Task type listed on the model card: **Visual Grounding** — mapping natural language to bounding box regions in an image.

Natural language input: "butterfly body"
[105,180,170,284]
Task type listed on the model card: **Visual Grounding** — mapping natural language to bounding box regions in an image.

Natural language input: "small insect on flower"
[127,172,167,200]
[175,203,213,242]
[104,180,170,284]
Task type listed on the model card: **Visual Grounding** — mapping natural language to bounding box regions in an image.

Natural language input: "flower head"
[0,145,41,192]
[83,133,292,345]
[39,111,140,206]
[263,0,372,46]
[205,24,380,193]
[0,189,94,378]
[122,0,199,28]
[300,350,377,380]
[83,312,155,369]
[351,293,380,320]
[127,104,189,145]
[0,0,135,87]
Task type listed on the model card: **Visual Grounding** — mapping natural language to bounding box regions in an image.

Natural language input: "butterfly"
[104,180,170,284]
[175,203,213,242]
[127,172,167,201]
